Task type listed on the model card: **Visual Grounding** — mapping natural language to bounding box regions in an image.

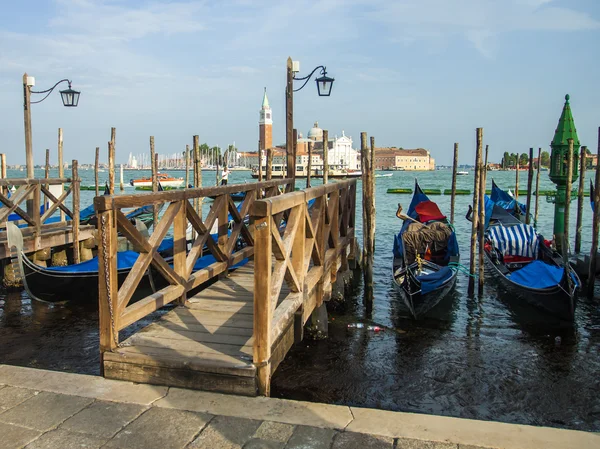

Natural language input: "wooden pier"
[97,179,357,396]
[0,177,92,261]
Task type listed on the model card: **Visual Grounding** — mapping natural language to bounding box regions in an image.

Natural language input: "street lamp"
[285,58,335,189]
[23,73,81,179]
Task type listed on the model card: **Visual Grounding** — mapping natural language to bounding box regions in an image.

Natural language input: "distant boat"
[375,173,393,178]
[130,173,184,188]
[457,171,469,175]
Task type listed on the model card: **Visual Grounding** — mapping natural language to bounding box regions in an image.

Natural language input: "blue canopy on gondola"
[491,180,527,216]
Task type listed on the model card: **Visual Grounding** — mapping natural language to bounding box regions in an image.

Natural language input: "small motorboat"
[375,173,393,178]
[457,171,469,175]
[392,181,460,318]
[130,173,184,188]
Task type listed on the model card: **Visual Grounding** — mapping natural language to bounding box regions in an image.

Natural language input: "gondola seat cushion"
[416,266,454,294]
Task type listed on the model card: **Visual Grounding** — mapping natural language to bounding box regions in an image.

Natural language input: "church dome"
[307,121,323,141]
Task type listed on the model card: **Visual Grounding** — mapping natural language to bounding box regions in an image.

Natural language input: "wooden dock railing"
[95,179,292,358]
[252,179,357,395]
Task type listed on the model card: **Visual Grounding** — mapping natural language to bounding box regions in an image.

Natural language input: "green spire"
[551,94,580,147]
[262,87,270,109]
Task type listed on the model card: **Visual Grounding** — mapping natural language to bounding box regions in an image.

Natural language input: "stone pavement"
[0,365,597,449]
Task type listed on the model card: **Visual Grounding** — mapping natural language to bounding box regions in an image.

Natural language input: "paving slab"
[284,425,337,449]
[156,388,353,429]
[0,421,41,449]
[346,407,600,449]
[188,415,261,449]
[60,400,146,438]
[0,386,37,412]
[24,428,107,449]
[107,407,212,449]
[243,439,285,449]
[254,421,295,443]
[0,365,167,405]
[331,431,394,449]
[0,391,93,431]
[396,438,458,448]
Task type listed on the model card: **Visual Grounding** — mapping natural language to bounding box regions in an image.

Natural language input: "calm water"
[1,167,599,431]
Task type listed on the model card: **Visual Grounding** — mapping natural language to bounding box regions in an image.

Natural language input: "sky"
[0,0,599,166]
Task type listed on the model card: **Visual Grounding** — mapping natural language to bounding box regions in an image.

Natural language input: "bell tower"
[259,87,272,151]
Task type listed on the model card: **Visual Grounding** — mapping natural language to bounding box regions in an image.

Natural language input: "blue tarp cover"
[45,250,140,273]
[508,260,563,289]
[416,266,453,294]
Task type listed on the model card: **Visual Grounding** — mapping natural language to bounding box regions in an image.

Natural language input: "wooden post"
[370,136,376,246]
[72,160,80,264]
[193,135,202,221]
[98,208,119,366]
[109,128,116,194]
[57,128,65,221]
[468,128,482,296]
[44,149,50,214]
[361,132,374,305]
[258,147,263,182]
[525,147,534,225]
[564,139,574,253]
[94,147,100,197]
[575,146,586,253]
[150,136,158,228]
[515,154,519,200]
[291,129,298,189]
[307,141,313,188]
[185,144,190,188]
[477,138,486,295]
[23,74,35,217]
[266,148,273,181]
[534,148,541,226]
[253,211,272,395]
[322,130,329,184]
[119,164,124,191]
[450,143,459,224]
[285,57,294,193]
[174,199,187,305]
[0,154,5,196]
[216,150,219,186]
[588,128,600,297]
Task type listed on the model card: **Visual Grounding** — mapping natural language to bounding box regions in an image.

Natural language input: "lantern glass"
[315,74,334,96]
[60,88,80,107]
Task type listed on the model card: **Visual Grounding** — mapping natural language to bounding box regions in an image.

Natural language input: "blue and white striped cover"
[488,224,539,259]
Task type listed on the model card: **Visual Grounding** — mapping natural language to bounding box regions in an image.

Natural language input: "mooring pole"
[185,144,190,189]
[588,128,600,297]
[525,147,534,225]
[515,154,519,200]
[323,130,329,185]
[534,147,541,226]
[72,159,80,264]
[575,146,587,253]
[119,164,124,191]
[361,132,374,306]
[266,148,273,181]
[307,141,313,188]
[58,128,65,221]
[477,136,486,295]
[109,127,116,194]
[564,139,574,254]
[450,143,459,225]
[468,128,482,296]
[150,136,158,227]
[94,147,100,197]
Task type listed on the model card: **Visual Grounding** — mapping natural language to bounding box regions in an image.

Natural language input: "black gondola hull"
[393,258,458,319]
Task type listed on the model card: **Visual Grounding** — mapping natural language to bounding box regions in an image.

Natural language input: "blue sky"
[0,0,599,166]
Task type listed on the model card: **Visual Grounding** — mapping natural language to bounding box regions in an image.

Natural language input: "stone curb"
[1,365,598,449]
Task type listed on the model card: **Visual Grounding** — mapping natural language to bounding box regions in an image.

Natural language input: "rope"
[448,261,478,278]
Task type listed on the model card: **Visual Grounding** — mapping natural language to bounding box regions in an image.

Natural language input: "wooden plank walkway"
[104,262,264,396]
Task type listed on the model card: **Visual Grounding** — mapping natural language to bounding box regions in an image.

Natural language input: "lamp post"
[22,73,80,178]
[285,58,334,190]
[549,94,580,256]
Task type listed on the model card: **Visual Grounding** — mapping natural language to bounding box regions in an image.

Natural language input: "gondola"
[469,197,579,321]
[208,192,246,201]
[591,179,595,212]
[392,181,460,318]
[490,179,527,221]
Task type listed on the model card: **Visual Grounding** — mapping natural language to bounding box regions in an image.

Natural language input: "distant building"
[374,148,435,170]
[258,88,272,152]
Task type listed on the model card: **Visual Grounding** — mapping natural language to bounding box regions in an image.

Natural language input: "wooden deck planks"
[104,262,260,395]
